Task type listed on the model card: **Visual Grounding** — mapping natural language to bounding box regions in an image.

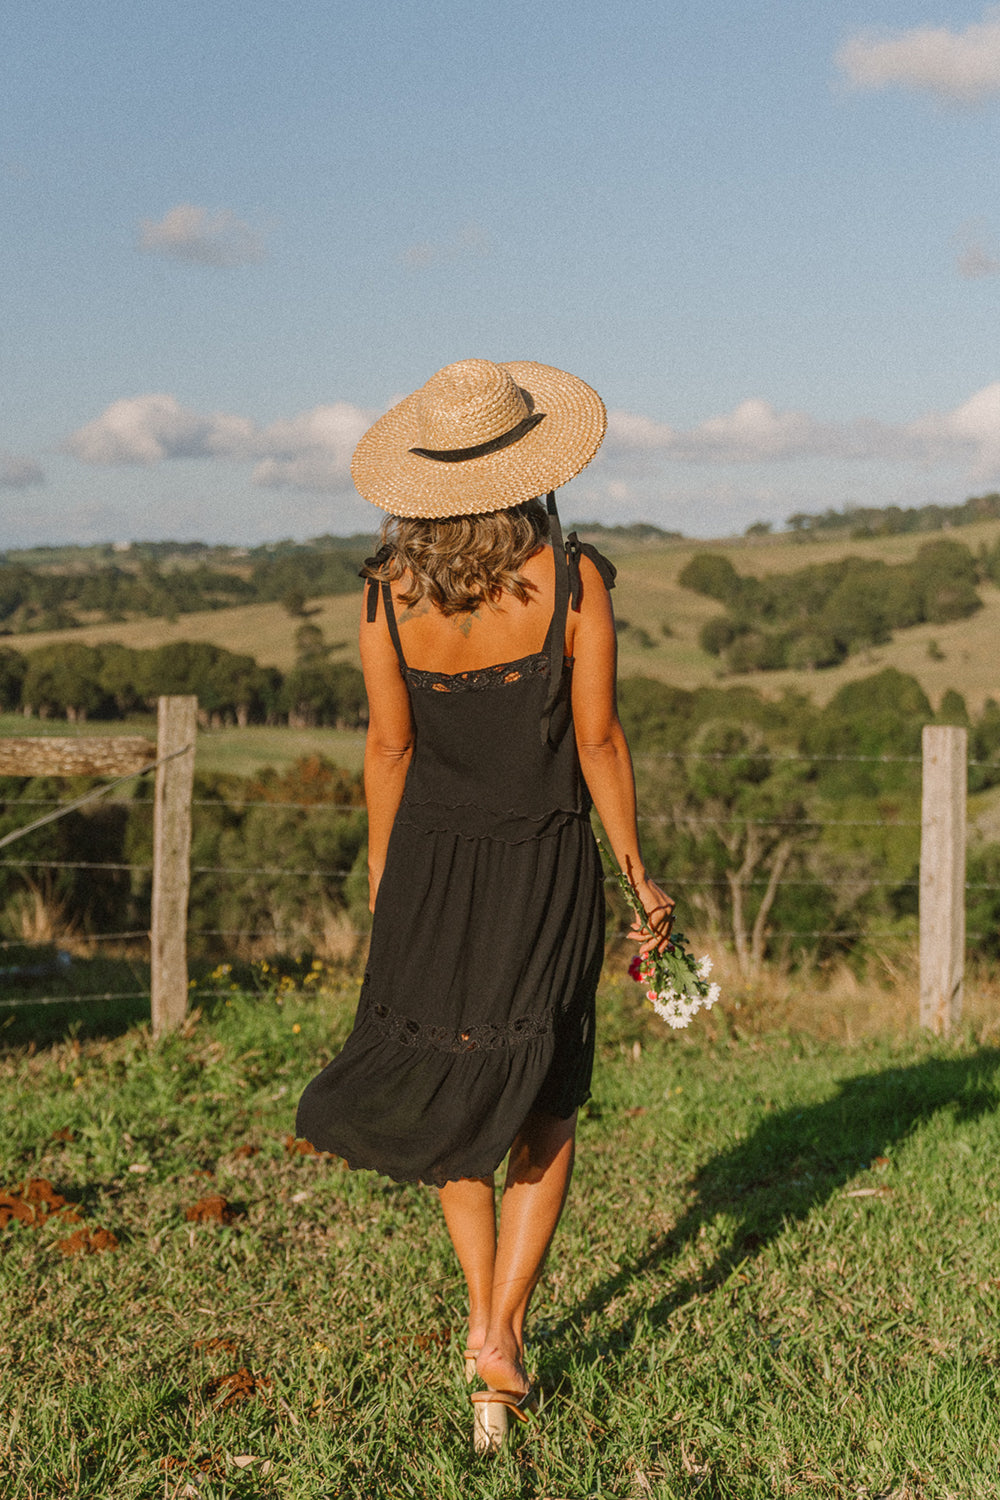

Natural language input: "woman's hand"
[626,874,676,955]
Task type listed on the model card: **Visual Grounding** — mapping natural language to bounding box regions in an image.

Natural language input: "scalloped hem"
[300,1090,589,1188]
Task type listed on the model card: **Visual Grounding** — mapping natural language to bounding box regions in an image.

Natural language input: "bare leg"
[437,1175,496,1355]
[476,1108,577,1395]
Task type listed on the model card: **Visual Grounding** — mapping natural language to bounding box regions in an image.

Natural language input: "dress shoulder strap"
[380,582,406,670]
[564,532,617,608]
[361,545,406,670]
[539,494,617,746]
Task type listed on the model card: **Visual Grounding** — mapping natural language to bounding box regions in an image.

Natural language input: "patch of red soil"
[57,1226,119,1257]
[183,1194,238,1224]
[203,1367,272,1408]
[50,1127,75,1143]
[284,1135,320,1155]
[2,1177,117,1253]
[0,1178,83,1229]
[407,1327,452,1352]
[194,1336,239,1354]
[231,1143,259,1158]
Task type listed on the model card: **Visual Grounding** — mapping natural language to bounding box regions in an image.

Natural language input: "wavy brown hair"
[362,499,550,616]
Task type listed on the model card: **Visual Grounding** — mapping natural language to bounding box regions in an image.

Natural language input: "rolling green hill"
[8,516,1000,713]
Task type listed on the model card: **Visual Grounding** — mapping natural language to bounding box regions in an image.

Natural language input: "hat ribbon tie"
[409,412,545,463]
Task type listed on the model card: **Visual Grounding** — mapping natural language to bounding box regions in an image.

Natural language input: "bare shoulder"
[574,551,613,609]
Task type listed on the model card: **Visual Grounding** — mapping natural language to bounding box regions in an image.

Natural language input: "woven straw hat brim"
[351,361,607,519]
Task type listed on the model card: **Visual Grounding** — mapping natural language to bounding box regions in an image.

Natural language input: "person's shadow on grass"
[558,1045,1000,1353]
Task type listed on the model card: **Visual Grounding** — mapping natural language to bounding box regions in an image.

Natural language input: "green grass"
[194,725,365,778]
[3,979,1000,1498]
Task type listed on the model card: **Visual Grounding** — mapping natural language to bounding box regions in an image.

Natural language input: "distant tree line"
[681,536,999,673]
[783,491,1000,539]
[567,520,685,544]
[0,640,366,729]
[0,538,370,633]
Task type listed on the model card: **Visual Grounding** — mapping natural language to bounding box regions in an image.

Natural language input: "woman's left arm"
[359,588,414,911]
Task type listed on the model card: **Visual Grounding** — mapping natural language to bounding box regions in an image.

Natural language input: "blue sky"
[2,0,999,545]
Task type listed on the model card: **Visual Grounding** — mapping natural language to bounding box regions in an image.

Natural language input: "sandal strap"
[470,1386,538,1421]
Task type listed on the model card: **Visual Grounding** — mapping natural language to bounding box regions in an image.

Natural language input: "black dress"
[295,536,613,1186]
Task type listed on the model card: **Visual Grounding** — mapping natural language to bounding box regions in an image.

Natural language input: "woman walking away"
[296,358,674,1453]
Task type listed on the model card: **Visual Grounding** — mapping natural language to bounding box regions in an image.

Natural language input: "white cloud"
[907,382,1000,479]
[956,221,1000,277]
[676,399,836,461]
[0,452,44,488]
[65,395,249,463]
[607,401,867,462]
[138,204,269,266]
[958,241,1000,277]
[837,8,1000,103]
[606,384,1000,481]
[604,410,679,450]
[65,394,371,490]
[249,403,373,489]
[64,383,1000,500]
[401,221,491,269]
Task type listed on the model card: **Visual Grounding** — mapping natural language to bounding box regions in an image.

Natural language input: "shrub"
[699,615,742,657]
[0,646,26,710]
[678,553,742,603]
[725,632,787,673]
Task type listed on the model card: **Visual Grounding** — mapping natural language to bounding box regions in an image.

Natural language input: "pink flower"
[628,954,644,982]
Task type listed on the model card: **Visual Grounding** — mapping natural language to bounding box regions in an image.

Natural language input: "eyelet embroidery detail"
[367,998,553,1052]
[405,651,550,694]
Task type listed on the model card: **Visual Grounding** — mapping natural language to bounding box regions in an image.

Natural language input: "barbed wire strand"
[3,855,1000,892]
[0,806,930,830]
[0,859,149,872]
[0,991,150,1011]
[0,930,149,950]
[6,929,995,1011]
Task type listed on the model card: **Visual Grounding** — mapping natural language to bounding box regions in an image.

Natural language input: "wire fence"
[1,738,999,1012]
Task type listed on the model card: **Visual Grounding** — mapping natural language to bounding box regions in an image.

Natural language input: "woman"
[296,358,674,1452]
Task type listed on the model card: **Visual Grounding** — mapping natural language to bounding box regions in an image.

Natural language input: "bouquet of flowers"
[613,866,721,1030]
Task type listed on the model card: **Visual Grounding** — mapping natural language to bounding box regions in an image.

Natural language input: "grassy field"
[3,969,1000,1499]
[9,516,1000,714]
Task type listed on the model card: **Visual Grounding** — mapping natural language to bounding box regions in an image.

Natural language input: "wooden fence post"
[919,724,967,1035]
[151,696,197,1037]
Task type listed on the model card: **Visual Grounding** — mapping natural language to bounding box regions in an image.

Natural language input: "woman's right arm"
[359,588,414,911]
[569,556,675,946]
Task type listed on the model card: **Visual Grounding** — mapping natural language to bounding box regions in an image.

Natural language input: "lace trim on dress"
[366,997,553,1053]
[405,651,551,694]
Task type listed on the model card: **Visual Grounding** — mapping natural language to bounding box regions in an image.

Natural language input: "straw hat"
[351,359,606,518]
